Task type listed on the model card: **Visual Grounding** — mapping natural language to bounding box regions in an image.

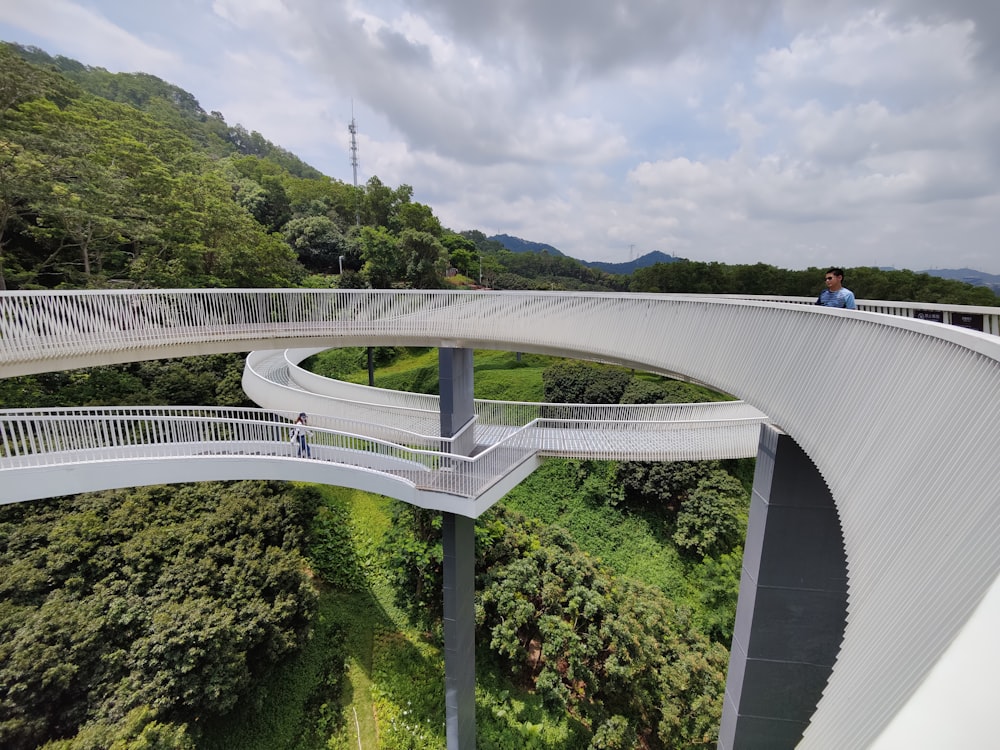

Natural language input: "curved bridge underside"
[2,289,999,748]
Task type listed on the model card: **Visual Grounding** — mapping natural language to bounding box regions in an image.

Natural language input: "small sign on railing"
[951,312,984,331]
[914,310,944,323]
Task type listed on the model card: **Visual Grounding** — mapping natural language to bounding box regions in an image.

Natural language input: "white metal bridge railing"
[269,346,765,423]
[2,289,998,378]
[243,346,768,441]
[0,406,504,500]
[0,406,765,504]
[688,294,1000,335]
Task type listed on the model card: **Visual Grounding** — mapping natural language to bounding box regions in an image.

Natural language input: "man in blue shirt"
[817,267,857,309]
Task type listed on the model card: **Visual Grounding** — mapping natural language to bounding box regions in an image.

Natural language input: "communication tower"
[349,106,360,226]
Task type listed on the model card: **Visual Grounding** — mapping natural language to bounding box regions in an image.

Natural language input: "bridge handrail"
[678,293,1000,333]
[0,406,767,500]
[246,357,447,444]
[3,290,999,377]
[0,407,488,496]
[0,407,428,463]
[254,347,767,431]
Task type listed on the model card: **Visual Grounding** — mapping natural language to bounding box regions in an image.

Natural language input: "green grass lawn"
[307,347,555,402]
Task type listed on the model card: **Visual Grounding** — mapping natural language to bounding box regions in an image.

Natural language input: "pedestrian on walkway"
[291,412,311,458]
[816,267,857,309]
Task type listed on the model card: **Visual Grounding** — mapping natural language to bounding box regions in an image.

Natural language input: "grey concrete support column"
[439,347,476,749]
[719,424,848,750]
[439,347,476,457]
[443,512,476,749]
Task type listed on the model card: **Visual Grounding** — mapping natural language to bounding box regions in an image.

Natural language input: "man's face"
[825,273,843,292]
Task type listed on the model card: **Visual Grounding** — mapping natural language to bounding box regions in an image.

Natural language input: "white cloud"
[211,0,293,29]
[756,11,977,103]
[0,0,178,72]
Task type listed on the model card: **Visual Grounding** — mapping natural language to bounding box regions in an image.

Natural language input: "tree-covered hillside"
[11,44,323,180]
[0,42,475,293]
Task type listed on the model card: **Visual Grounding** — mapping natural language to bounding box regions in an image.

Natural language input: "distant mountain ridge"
[584,251,683,275]
[489,235,682,275]
[490,234,566,257]
[916,268,1000,293]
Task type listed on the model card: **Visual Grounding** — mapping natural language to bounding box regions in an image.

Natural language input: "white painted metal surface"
[1,288,999,748]
[687,294,1000,335]
[242,346,767,446]
[0,405,537,514]
[0,401,764,504]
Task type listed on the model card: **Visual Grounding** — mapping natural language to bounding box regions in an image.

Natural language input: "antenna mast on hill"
[349,102,360,226]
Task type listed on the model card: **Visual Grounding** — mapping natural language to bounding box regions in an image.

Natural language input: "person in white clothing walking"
[291,412,311,458]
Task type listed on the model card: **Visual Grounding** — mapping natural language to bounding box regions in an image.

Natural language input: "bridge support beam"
[439,347,476,456]
[439,347,476,749]
[442,512,476,749]
[719,424,848,750]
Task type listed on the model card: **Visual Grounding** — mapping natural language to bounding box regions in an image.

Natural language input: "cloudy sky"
[2,0,999,273]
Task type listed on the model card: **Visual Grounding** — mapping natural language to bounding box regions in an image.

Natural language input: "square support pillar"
[439,347,477,748]
[443,512,476,749]
[439,347,476,457]
[719,424,848,750]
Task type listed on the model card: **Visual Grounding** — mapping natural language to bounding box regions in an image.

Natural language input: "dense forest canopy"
[0,481,323,750]
[0,43,462,292]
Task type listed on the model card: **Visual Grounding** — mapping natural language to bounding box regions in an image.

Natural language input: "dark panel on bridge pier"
[719,424,848,750]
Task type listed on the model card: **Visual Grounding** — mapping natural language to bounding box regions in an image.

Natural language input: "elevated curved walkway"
[242,346,766,451]
[2,289,1000,748]
[0,397,764,515]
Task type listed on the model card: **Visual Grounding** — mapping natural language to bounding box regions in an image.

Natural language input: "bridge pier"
[439,347,477,749]
[719,424,848,749]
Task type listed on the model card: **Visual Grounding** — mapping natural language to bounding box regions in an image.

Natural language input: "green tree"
[542,361,632,405]
[396,200,442,236]
[0,43,77,289]
[673,472,749,558]
[284,175,356,223]
[400,228,448,288]
[40,706,194,750]
[441,232,479,279]
[282,214,348,273]
[692,550,743,643]
[357,225,401,288]
[361,176,411,229]
[474,506,728,748]
[616,460,718,512]
[0,135,47,289]
[381,505,443,629]
[130,169,302,287]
